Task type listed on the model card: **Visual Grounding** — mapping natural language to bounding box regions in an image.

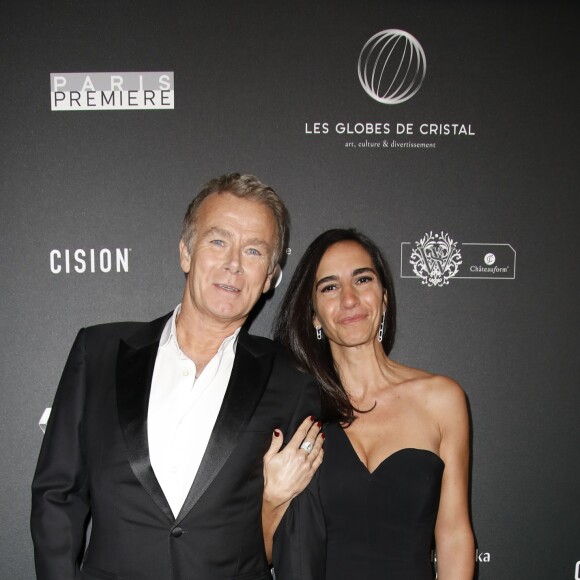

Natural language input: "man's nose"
[223,246,243,274]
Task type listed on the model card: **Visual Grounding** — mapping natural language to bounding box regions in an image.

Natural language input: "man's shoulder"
[242,331,311,379]
[82,312,171,343]
[241,331,278,351]
[242,334,321,417]
[241,331,290,360]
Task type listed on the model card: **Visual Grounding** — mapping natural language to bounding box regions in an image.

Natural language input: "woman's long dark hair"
[273,229,397,424]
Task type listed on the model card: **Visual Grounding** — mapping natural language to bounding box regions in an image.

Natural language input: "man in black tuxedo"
[31,173,320,580]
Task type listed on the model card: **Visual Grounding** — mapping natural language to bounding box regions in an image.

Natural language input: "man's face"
[179,192,277,329]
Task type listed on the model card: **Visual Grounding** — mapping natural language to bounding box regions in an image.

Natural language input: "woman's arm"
[433,378,475,580]
[262,417,324,563]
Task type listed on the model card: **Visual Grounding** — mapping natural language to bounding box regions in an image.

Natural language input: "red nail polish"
[274,430,280,437]
[321,433,326,439]
[317,421,322,427]
[310,416,315,421]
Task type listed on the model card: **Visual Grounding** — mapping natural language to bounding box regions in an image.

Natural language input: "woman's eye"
[320,284,337,293]
[356,275,373,284]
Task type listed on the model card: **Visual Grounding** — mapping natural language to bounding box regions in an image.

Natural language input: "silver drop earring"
[378,312,385,343]
[316,327,322,340]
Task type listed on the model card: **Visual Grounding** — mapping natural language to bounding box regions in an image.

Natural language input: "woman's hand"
[262,416,324,562]
[263,416,324,507]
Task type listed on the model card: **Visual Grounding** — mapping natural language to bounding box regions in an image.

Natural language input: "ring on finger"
[299,441,314,454]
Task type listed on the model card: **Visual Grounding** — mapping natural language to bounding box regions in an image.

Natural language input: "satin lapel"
[116,324,174,523]
[175,336,275,523]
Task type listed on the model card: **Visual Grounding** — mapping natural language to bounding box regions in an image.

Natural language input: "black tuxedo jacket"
[31,313,319,580]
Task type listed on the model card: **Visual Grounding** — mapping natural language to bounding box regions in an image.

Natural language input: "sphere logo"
[358,29,426,105]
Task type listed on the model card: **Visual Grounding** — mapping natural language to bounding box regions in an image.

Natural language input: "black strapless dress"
[273,422,444,580]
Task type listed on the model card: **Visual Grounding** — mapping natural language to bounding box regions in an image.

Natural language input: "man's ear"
[179,240,191,274]
[262,274,273,294]
[262,264,282,294]
[262,264,280,294]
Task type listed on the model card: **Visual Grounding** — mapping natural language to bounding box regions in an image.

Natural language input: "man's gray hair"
[180,173,289,271]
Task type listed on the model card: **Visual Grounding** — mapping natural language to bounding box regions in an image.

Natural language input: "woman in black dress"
[264,229,474,579]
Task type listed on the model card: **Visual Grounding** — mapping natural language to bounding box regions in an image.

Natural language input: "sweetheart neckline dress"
[274,422,445,580]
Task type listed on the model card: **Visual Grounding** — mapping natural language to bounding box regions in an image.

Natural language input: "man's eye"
[210,239,225,247]
[246,248,261,256]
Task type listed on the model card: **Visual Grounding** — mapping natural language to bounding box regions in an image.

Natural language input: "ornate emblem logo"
[409,232,462,287]
[358,29,426,105]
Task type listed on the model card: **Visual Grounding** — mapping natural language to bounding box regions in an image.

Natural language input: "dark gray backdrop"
[1,1,578,578]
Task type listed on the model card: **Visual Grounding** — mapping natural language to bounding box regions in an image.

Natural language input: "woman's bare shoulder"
[390,359,466,406]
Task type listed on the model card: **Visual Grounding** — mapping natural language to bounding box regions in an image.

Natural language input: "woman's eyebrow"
[315,275,338,290]
[352,267,376,276]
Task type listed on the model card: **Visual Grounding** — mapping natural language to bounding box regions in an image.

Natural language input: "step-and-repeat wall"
[1,1,578,578]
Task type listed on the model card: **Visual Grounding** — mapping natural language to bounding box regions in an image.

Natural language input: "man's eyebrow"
[201,227,232,239]
[201,228,271,249]
[245,237,271,248]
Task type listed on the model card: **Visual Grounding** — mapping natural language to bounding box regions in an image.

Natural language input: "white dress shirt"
[147,305,240,517]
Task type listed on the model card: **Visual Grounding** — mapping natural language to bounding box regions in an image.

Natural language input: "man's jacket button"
[171,527,183,537]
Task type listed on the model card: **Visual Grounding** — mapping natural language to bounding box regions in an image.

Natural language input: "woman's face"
[312,241,386,349]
